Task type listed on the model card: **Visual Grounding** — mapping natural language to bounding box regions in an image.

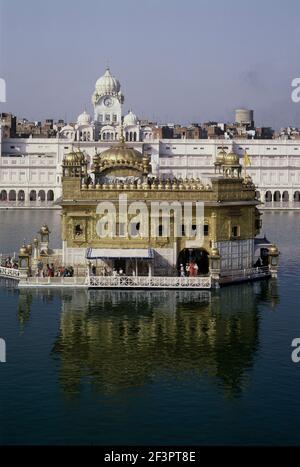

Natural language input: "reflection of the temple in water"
[16,280,279,398]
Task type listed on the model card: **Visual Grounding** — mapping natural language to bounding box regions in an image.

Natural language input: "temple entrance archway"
[177,248,209,276]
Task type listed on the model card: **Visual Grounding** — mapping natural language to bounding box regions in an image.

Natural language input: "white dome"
[77,110,90,125]
[95,67,120,95]
[124,110,137,126]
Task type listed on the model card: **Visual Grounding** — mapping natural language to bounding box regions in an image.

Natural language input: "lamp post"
[18,244,30,279]
[209,246,221,288]
[268,244,279,278]
[38,224,50,255]
[31,237,39,272]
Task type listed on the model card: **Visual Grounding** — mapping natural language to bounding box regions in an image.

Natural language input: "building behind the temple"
[1,65,300,208]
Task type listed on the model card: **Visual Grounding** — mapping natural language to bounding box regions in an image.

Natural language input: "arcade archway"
[0,190,7,201]
[47,190,54,202]
[265,191,272,202]
[18,190,25,201]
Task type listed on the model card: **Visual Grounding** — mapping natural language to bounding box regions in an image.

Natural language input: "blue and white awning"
[86,248,154,260]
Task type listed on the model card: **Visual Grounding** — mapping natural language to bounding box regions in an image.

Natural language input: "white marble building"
[2,133,300,206]
[1,66,300,206]
[156,139,300,203]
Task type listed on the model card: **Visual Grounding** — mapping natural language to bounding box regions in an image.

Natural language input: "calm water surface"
[0,210,300,445]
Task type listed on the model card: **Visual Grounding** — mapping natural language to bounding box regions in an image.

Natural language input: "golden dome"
[63,149,78,165]
[269,244,279,256]
[224,151,240,166]
[98,139,148,173]
[215,148,227,165]
[210,247,220,258]
[19,243,29,256]
[63,148,86,166]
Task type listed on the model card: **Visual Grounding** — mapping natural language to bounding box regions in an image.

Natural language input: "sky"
[1,0,300,128]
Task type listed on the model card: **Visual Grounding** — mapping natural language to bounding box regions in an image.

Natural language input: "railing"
[88,275,212,289]
[18,276,87,287]
[0,266,20,280]
[220,266,270,281]
[0,268,270,288]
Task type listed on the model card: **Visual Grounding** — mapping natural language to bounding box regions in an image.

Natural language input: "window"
[158,225,164,237]
[105,114,110,122]
[204,224,209,236]
[231,225,239,238]
[74,224,83,237]
[113,114,117,123]
[99,114,103,122]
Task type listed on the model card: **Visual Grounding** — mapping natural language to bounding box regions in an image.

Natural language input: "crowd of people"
[89,264,126,277]
[1,257,18,269]
[34,262,74,277]
[178,261,199,277]
[1,257,76,278]
[89,262,202,278]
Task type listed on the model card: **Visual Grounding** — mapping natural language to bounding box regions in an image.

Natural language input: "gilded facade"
[60,137,266,279]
